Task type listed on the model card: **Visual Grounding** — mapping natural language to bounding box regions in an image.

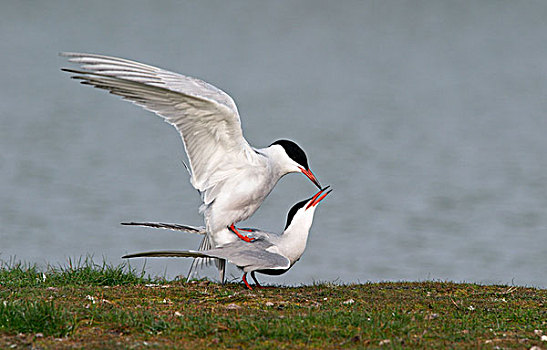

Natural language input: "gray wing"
[201,240,290,271]
[121,222,206,234]
[61,52,261,196]
[123,241,290,271]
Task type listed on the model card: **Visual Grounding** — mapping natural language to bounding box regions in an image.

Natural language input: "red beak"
[306,186,332,209]
[300,167,322,189]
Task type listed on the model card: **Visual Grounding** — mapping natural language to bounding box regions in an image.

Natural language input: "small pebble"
[225,303,241,310]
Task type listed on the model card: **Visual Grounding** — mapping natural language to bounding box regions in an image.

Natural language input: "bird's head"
[284,186,332,232]
[269,139,321,189]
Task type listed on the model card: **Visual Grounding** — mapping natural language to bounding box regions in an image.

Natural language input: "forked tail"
[187,234,226,284]
[121,221,225,283]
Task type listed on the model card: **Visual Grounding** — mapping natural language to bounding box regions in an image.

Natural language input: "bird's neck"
[278,213,314,264]
[257,145,295,177]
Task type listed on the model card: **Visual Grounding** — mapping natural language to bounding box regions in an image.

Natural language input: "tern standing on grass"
[61,53,322,282]
[123,187,332,290]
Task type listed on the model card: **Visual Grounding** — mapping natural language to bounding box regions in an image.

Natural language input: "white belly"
[202,166,279,235]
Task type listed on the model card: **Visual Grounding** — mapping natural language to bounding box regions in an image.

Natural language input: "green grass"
[0,260,545,349]
[0,300,73,337]
[0,257,155,288]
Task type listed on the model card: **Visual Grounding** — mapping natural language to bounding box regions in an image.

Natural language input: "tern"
[123,187,331,290]
[61,52,322,282]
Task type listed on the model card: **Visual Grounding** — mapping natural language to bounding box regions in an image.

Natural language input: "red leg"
[242,273,253,290]
[229,224,256,243]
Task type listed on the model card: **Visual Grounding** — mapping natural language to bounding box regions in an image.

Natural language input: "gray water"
[1,1,546,287]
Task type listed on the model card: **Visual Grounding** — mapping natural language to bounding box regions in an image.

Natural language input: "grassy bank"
[0,260,545,349]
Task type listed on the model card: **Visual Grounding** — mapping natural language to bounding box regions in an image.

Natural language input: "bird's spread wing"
[61,52,260,193]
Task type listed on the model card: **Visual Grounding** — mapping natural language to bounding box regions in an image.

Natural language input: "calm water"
[1,1,546,287]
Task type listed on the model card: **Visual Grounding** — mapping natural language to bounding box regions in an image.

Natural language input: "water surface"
[1,1,546,287]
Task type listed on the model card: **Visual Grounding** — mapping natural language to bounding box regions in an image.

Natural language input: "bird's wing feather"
[61,52,260,192]
[123,243,290,271]
[121,222,206,234]
[204,241,291,271]
[122,250,208,259]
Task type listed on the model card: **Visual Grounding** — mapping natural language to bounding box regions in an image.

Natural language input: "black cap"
[284,198,309,230]
[271,139,309,170]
